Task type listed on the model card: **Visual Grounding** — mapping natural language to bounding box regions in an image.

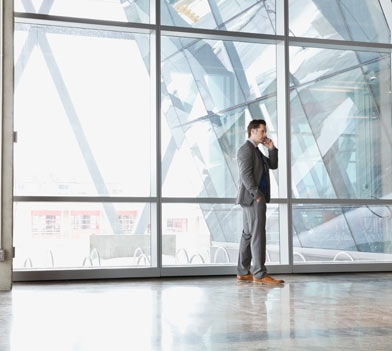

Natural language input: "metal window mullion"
[283,0,293,271]
[291,198,392,206]
[275,0,292,268]
[14,12,154,34]
[289,35,392,53]
[154,0,162,271]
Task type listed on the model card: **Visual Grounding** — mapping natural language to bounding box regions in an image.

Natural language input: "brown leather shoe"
[253,275,284,284]
[237,274,253,281]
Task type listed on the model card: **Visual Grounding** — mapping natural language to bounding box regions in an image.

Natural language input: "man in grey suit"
[236,119,284,284]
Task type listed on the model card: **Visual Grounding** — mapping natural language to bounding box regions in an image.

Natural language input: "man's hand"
[262,137,274,149]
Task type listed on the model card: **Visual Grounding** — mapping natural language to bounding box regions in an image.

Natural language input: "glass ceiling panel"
[289,0,391,44]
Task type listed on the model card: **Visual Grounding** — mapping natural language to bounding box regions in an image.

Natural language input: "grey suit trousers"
[237,197,267,279]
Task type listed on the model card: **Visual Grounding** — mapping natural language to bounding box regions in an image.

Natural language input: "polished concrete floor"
[1,273,392,350]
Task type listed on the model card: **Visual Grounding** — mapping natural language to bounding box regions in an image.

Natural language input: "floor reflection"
[2,273,392,350]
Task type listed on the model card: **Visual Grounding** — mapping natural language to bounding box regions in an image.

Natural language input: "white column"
[0,0,14,291]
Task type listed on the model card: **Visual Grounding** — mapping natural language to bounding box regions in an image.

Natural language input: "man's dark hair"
[247,119,266,137]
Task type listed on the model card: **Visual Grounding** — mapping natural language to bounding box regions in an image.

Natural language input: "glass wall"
[161,203,280,266]
[161,0,278,34]
[293,205,392,263]
[290,47,392,200]
[161,36,278,198]
[289,0,390,43]
[13,20,155,270]
[14,25,153,197]
[14,202,152,269]
[12,0,392,278]
[289,0,392,265]
[14,0,152,23]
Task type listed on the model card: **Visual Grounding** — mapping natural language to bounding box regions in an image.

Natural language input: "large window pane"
[162,203,281,266]
[14,24,153,197]
[15,0,151,24]
[161,36,278,198]
[290,46,392,199]
[13,202,152,269]
[161,0,276,35]
[289,0,391,44]
[293,204,392,263]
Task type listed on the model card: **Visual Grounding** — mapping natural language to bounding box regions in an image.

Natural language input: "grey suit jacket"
[236,140,278,206]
